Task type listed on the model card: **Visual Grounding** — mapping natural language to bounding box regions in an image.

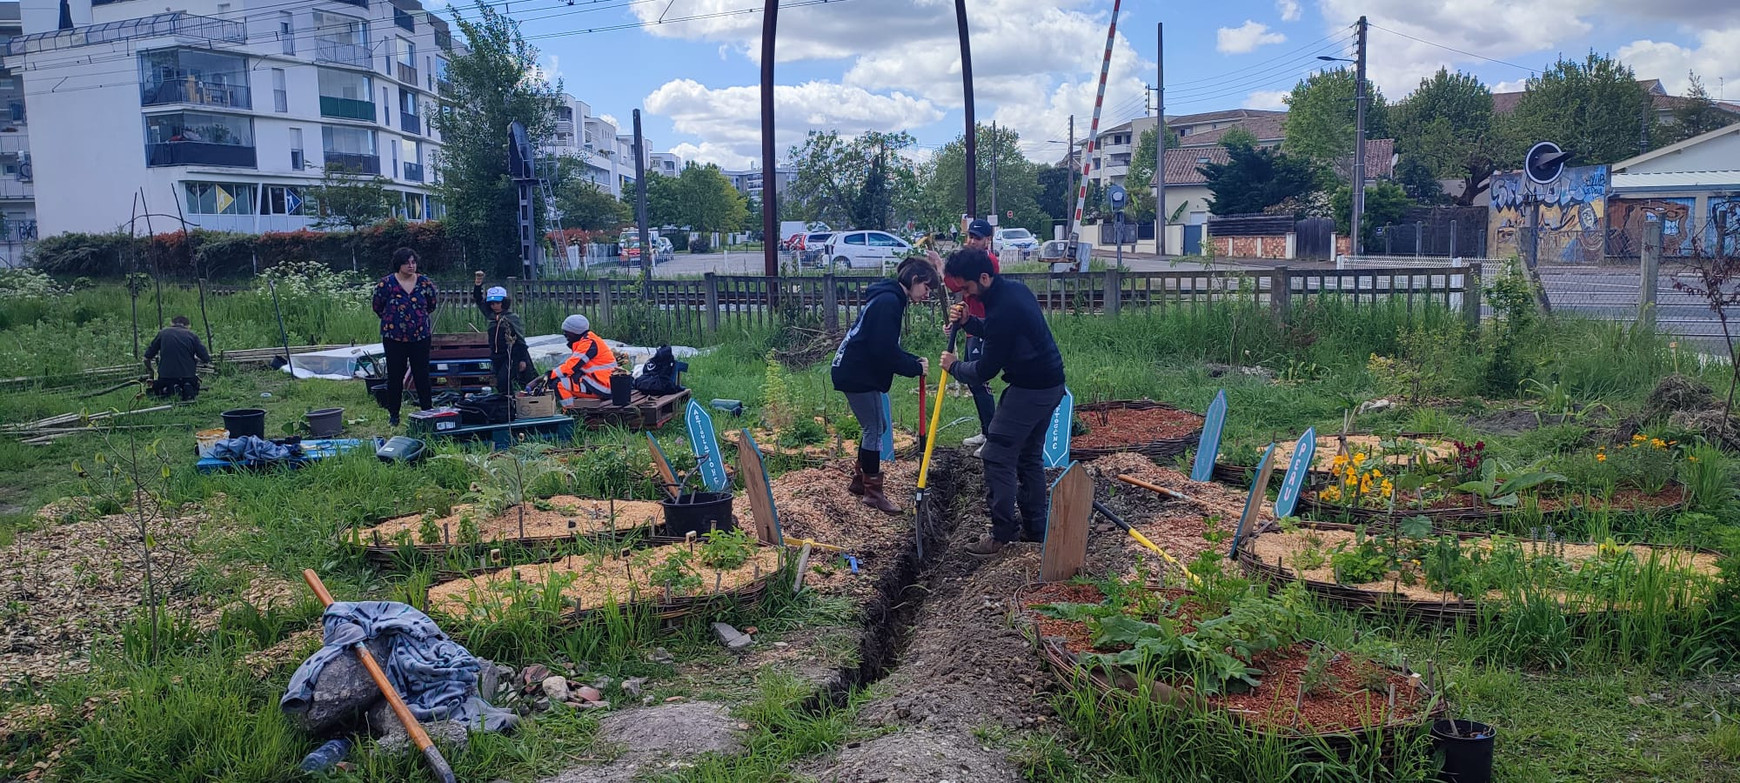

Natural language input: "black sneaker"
[388,413,401,427]
[1019,531,1046,543]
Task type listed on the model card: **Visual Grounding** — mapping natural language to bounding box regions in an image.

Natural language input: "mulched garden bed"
[1015,582,1443,739]
[1071,400,1204,461]
[348,496,667,564]
[426,540,786,623]
[1236,520,1722,624]
[1213,433,1458,487]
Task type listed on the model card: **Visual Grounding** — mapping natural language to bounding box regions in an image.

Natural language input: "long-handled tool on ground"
[914,327,961,559]
[301,569,456,783]
[1115,473,1188,501]
[1091,501,1200,587]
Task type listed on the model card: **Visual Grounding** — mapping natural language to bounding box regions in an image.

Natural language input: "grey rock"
[712,622,753,650]
[590,675,613,691]
[477,659,501,704]
[282,637,392,736]
[650,647,675,664]
[542,675,571,703]
[536,701,742,783]
[620,677,646,697]
[366,701,472,756]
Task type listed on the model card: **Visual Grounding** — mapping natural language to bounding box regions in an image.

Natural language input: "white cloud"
[625,0,1156,163]
[1277,0,1302,22]
[1317,0,1589,97]
[599,113,621,128]
[1619,30,1740,97]
[1489,78,1530,94]
[1217,21,1287,54]
[669,142,757,170]
[644,79,944,166]
[1243,90,1291,110]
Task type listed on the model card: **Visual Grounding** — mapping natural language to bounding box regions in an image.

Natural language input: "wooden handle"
[301,569,455,783]
[647,433,679,499]
[1116,474,1186,500]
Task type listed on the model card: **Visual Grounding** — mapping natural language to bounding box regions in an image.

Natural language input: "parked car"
[619,233,674,265]
[799,231,835,267]
[823,230,911,271]
[993,227,1039,259]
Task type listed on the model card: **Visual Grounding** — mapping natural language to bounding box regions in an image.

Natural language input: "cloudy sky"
[469,0,1740,167]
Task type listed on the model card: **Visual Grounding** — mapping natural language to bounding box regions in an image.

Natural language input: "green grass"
[6,279,1740,781]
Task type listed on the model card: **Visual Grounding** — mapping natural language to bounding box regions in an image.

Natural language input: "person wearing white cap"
[549,312,618,405]
[473,271,535,392]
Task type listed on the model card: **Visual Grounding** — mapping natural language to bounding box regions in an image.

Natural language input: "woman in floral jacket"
[371,247,438,426]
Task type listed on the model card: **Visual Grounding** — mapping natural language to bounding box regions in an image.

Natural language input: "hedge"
[30,220,467,281]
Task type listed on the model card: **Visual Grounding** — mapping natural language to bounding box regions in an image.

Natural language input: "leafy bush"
[690,235,712,254]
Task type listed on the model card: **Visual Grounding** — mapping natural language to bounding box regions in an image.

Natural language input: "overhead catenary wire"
[1366,22,1539,76]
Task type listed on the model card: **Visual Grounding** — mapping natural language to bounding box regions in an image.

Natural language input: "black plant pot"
[610,374,633,407]
[1432,719,1495,783]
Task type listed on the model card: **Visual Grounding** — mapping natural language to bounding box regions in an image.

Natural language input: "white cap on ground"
[562,314,590,334]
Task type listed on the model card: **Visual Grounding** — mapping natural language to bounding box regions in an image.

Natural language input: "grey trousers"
[843,391,886,452]
[982,384,1065,542]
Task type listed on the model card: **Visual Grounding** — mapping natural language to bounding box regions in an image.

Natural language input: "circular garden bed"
[348,496,668,564]
[1072,400,1205,461]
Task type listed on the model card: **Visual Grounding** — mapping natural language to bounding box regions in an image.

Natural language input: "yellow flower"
[1332,454,1349,468]
[1689,456,1699,463]
[1381,480,1395,495]
[1651,438,1667,449]
[1633,434,1646,442]
[1352,452,1367,465]
[1596,453,1607,463]
[1371,468,1384,478]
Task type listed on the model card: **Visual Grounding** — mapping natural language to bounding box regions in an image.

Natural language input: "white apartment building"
[542,91,656,200]
[7,0,457,237]
[722,166,790,203]
[0,2,35,264]
[647,151,680,178]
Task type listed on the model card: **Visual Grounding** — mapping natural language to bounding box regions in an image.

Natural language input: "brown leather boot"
[860,472,900,514]
[849,464,865,496]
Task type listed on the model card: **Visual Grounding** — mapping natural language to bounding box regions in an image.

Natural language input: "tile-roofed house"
[1178,113,1286,148]
[1492,78,1740,129]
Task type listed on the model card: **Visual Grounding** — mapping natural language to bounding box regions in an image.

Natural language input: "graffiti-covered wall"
[1488,165,1610,264]
[1710,197,1740,258]
[1608,197,1696,258]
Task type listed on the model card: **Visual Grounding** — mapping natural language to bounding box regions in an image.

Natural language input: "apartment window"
[322,125,378,174]
[312,11,369,68]
[272,69,287,113]
[398,39,415,67]
[144,112,256,168]
[183,182,257,215]
[262,185,305,215]
[279,11,295,55]
[382,86,391,126]
[317,69,373,120]
[389,137,398,174]
[290,127,304,170]
[139,49,251,109]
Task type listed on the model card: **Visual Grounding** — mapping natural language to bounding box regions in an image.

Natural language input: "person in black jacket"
[473,271,537,393]
[144,315,211,400]
[831,256,938,513]
[940,247,1067,555]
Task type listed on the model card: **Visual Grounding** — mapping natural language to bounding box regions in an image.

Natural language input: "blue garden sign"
[1191,390,1227,482]
[685,399,727,492]
[1273,427,1316,518]
[1043,388,1075,468]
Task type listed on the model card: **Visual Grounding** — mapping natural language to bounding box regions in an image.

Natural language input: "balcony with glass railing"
[400,112,421,136]
[323,152,379,175]
[404,161,424,181]
[320,96,375,121]
[142,79,251,110]
[396,62,418,86]
[316,37,370,68]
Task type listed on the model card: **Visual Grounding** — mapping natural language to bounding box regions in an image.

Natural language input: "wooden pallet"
[563,389,690,431]
[429,415,575,449]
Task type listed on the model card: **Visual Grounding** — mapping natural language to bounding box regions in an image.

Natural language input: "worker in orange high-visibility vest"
[549,313,618,405]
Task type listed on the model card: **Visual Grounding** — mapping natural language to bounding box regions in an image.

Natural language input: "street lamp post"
[1319,15,1368,257]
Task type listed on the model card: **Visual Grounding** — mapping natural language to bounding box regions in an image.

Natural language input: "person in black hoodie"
[940,247,1067,555]
[473,271,537,393]
[831,256,939,514]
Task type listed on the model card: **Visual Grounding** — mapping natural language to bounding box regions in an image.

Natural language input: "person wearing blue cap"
[473,271,535,393]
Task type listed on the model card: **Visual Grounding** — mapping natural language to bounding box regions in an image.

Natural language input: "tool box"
[407,407,462,434]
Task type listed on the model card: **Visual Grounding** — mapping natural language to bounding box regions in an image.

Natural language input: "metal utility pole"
[1350,14,1368,256]
[1155,22,1165,256]
[759,0,778,277]
[990,121,998,220]
[633,109,651,288]
[955,0,977,220]
[1066,114,1075,240]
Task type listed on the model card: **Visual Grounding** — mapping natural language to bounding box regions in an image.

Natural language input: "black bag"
[457,393,514,426]
[632,345,688,396]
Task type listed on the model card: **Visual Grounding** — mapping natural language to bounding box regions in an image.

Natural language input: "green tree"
[1500,52,1653,166]
[552,156,629,231]
[1200,143,1321,216]
[676,163,749,234]
[786,130,916,228]
[1036,166,1074,223]
[1217,126,1259,149]
[431,1,562,277]
[1283,67,1390,176]
[642,172,680,227]
[922,124,1047,233]
[1392,68,1497,206]
[306,162,392,271]
[1667,72,1732,144]
[1393,156,1446,204]
[1124,126,1179,223]
[1332,181,1410,246]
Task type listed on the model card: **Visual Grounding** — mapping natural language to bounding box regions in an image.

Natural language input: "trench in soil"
[806,449,970,709]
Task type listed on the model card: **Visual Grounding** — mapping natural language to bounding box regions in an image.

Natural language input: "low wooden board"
[1039,463,1093,582]
[737,429,782,545]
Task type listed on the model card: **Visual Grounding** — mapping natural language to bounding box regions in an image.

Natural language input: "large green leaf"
[1496,471,1568,496]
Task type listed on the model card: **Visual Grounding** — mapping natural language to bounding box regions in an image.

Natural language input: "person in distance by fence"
[831,256,938,514]
[940,247,1066,556]
[144,315,210,401]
